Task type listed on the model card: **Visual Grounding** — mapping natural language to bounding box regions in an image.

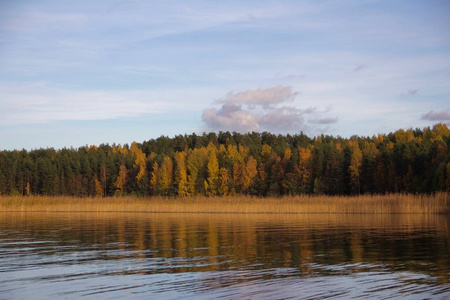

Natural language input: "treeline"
[0,124,449,197]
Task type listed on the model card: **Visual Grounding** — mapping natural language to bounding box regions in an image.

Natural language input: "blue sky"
[1,0,449,150]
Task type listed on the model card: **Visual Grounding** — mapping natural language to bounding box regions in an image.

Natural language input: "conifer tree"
[0,124,448,197]
[348,140,363,195]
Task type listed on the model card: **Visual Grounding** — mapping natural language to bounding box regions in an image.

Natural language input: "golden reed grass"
[0,193,448,214]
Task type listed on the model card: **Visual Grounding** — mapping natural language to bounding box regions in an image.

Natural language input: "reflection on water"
[1,213,449,299]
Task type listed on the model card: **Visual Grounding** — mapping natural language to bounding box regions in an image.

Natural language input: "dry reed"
[0,193,448,214]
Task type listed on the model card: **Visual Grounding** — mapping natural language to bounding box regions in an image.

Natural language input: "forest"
[0,124,449,197]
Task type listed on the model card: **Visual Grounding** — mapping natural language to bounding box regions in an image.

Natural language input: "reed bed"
[0,193,448,214]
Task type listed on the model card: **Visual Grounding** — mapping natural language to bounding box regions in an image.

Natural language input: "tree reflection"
[1,213,449,281]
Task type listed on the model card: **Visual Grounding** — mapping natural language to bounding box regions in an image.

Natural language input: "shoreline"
[0,193,448,214]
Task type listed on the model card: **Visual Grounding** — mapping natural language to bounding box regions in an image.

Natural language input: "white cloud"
[257,107,308,131]
[217,86,298,106]
[309,117,339,124]
[202,105,260,132]
[353,65,366,72]
[421,109,450,124]
[202,86,337,133]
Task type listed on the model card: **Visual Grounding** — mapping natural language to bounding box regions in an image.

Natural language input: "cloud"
[421,109,450,123]
[258,107,308,131]
[309,117,338,124]
[202,86,337,133]
[202,105,260,132]
[217,86,298,106]
[353,65,366,72]
[401,89,419,96]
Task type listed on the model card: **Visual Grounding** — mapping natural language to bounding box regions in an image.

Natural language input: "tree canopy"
[1,124,449,197]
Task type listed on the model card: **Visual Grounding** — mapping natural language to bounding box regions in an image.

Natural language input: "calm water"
[1,213,450,299]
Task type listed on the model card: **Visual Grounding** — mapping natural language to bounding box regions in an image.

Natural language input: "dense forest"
[0,124,449,197]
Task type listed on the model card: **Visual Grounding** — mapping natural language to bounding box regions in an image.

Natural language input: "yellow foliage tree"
[218,167,230,196]
[174,152,189,196]
[432,123,450,138]
[362,141,378,159]
[298,146,312,192]
[115,145,128,155]
[205,145,219,196]
[187,147,208,195]
[238,145,249,159]
[226,144,243,165]
[130,142,146,183]
[150,162,159,193]
[261,144,272,157]
[242,156,258,193]
[25,181,31,196]
[94,176,104,197]
[283,148,292,161]
[159,156,173,195]
[233,162,243,193]
[115,165,127,196]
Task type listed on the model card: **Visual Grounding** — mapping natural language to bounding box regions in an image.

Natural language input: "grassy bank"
[0,193,448,214]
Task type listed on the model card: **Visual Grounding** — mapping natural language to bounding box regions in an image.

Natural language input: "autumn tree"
[130,142,146,189]
[298,146,312,193]
[158,156,173,195]
[232,162,243,194]
[218,167,230,196]
[150,161,159,194]
[205,144,219,196]
[186,147,208,195]
[0,124,448,197]
[174,152,189,196]
[94,176,104,197]
[241,156,258,193]
[224,144,243,168]
[115,165,127,196]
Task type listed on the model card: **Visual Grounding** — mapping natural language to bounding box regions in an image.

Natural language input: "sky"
[0,0,449,150]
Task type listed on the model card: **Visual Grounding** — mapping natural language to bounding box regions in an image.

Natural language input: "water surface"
[1,212,449,299]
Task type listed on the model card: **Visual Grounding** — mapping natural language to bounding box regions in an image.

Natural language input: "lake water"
[1,212,449,299]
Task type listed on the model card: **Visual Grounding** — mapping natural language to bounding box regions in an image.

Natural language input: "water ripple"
[1,213,449,299]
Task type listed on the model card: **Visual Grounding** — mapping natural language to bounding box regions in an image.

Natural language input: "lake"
[1,212,449,299]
